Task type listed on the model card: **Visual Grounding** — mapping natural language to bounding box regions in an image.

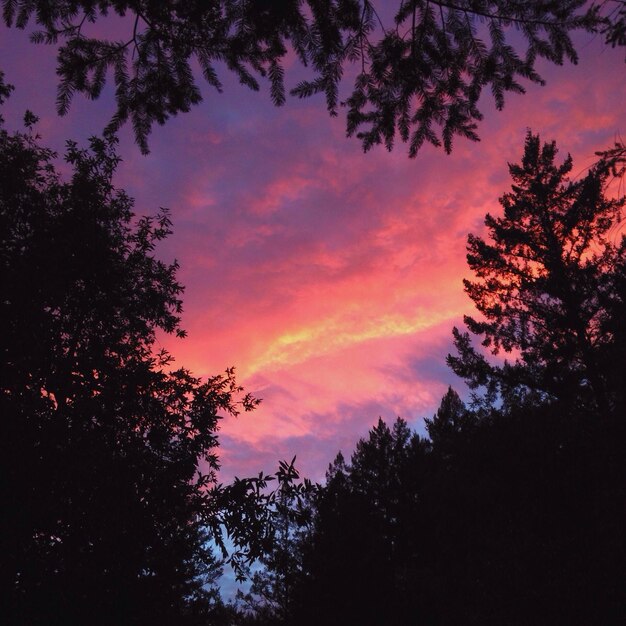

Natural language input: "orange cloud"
[3,20,624,484]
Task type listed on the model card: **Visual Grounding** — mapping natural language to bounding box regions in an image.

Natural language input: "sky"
[1,18,624,486]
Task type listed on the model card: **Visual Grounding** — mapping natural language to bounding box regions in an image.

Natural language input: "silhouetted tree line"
[233,133,626,626]
[3,64,626,624]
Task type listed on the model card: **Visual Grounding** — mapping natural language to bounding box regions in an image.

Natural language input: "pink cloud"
[2,19,624,485]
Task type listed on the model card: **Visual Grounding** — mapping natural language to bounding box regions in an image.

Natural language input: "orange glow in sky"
[1,24,624,482]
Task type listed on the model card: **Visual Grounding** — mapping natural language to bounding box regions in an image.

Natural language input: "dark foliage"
[262,418,431,626]
[603,0,626,58]
[0,88,262,624]
[448,131,626,416]
[233,458,316,626]
[421,397,626,625]
[256,399,626,625]
[2,1,622,154]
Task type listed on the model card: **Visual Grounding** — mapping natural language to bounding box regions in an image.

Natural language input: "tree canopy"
[2,0,623,154]
[0,84,271,624]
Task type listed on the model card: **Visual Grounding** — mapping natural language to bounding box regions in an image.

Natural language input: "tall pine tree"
[448,131,626,417]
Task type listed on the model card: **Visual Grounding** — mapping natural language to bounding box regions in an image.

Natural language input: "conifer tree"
[448,131,626,416]
[289,418,429,626]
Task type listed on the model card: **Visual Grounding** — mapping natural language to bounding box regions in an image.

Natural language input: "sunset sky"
[1,21,624,484]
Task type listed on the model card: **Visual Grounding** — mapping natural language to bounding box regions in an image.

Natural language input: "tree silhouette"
[284,396,626,625]
[0,88,261,624]
[448,131,626,417]
[2,1,621,154]
[422,395,626,625]
[234,458,316,626]
[424,385,474,455]
[285,418,430,626]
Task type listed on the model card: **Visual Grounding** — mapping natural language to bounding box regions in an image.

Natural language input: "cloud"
[2,19,624,486]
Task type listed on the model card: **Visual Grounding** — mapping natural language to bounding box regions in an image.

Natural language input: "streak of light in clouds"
[1,24,624,482]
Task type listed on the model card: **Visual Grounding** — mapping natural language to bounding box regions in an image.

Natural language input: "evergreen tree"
[292,418,430,626]
[424,385,473,454]
[448,131,626,416]
[2,1,621,155]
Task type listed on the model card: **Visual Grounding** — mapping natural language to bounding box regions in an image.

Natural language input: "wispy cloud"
[2,22,624,483]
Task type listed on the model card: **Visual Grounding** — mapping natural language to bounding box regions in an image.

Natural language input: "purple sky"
[1,20,624,484]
